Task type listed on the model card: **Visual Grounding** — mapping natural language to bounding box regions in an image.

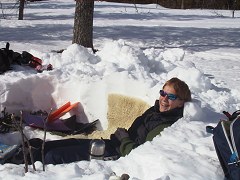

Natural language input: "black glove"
[114,128,129,141]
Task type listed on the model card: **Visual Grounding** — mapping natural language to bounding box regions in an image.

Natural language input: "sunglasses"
[159,90,178,101]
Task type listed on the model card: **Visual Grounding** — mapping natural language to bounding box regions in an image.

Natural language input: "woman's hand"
[114,128,129,141]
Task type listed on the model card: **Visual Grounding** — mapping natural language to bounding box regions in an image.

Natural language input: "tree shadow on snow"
[93,26,240,52]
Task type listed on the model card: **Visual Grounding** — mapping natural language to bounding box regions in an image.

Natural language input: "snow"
[0,0,240,179]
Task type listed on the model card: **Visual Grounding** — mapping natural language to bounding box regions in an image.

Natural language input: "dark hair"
[163,77,191,102]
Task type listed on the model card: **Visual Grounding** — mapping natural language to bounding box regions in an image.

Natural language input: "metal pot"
[89,139,105,160]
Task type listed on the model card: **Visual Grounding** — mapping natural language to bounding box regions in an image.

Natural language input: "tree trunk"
[181,0,185,9]
[72,0,95,52]
[18,0,25,20]
[232,0,236,17]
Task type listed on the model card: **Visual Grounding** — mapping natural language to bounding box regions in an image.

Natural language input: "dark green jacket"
[119,100,184,156]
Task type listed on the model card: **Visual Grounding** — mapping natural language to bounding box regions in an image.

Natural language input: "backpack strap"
[223,111,232,119]
[223,110,240,121]
[206,110,240,134]
[206,125,214,134]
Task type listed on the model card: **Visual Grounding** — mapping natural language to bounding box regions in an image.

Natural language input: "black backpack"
[0,42,21,74]
[206,110,240,180]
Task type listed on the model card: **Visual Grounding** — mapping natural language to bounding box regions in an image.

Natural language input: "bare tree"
[232,0,237,17]
[72,0,96,53]
[0,2,5,19]
[18,0,25,20]
[11,112,36,173]
[181,0,185,9]
[41,109,52,171]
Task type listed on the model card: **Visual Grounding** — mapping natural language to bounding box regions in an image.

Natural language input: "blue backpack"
[207,111,240,180]
[0,143,19,164]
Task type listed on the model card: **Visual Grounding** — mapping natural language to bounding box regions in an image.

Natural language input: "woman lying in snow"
[11,77,191,165]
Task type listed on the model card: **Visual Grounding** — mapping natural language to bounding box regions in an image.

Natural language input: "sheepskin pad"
[70,93,150,139]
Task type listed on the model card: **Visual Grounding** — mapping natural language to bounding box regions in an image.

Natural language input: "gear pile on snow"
[0,42,52,74]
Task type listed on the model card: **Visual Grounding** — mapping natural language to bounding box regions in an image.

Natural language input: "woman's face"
[159,84,184,112]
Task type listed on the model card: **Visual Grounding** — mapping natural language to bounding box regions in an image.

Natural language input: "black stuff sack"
[207,111,240,180]
[0,42,12,74]
[0,42,21,74]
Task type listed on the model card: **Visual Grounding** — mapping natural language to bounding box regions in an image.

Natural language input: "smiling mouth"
[160,103,170,112]
[161,102,169,108]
